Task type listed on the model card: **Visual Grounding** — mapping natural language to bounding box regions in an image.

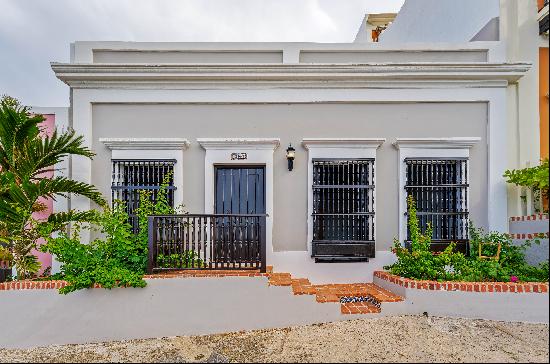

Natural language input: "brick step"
[147,267,403,316]
[268,272,403,315]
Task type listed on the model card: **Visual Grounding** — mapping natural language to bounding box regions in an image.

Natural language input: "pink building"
[31,107,69,275]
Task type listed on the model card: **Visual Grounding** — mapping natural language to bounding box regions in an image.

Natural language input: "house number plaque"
[231,152,248,160]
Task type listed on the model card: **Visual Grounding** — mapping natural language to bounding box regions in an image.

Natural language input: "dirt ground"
[1,315,548,363]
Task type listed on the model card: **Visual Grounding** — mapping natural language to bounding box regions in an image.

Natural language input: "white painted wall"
[0,277,371,349]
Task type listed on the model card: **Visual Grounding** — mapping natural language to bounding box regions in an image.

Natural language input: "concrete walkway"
[1,315,548,363]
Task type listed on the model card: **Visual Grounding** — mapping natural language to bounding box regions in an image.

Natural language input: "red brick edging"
[510,214,549,222]
[0,280,83,291]
[0,270,270,291]
[374,271,549,293]
[509,232,549,239]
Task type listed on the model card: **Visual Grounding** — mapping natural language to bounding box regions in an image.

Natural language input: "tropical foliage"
[504,159,549,211]
[40,175,187,294]
[385,196,549,282]
[40,204,146,294]
[0,95,105,278]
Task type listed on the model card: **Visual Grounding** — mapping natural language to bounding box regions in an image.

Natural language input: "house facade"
[50,38,528,283]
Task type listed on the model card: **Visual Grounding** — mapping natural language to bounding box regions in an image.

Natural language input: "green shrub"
[504,159,549,212]
[157,252,204,269]
[135,171,187,269]
[40,204,147,294]
[385,196,467,281]
[385,196,549,282]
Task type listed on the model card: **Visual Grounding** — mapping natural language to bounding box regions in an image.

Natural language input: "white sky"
[0,0,404,106]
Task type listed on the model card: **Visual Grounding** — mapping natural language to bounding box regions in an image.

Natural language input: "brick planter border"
[510,213,549,222]
[509,232,549,239]
[374,271,549,293]
[0,270,271,291]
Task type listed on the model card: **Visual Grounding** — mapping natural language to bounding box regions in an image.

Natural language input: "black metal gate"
[111,159,176,233]
[405,158,469,252]
[311,159,376,262]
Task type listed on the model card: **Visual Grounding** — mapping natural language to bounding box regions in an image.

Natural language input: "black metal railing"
[405,158,469,253]
[0,268,11,283]
[0,242,11,283]
[147,214,267,273]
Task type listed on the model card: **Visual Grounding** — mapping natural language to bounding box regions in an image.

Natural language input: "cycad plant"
[0,95,105,278]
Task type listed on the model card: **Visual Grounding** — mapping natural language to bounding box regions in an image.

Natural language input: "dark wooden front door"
[215,166,266,215]
[213,166,266,265]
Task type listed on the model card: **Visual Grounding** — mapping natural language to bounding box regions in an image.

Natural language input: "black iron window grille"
[312,159,375,244]
[111,159,176,233]
[404,158,469,253]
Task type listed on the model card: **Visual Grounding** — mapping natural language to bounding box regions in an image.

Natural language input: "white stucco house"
[49,0,534,283]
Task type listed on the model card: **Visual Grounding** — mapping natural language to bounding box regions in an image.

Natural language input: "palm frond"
[30,177,106,206]
[15,130,94,180]
[42,210,99,232]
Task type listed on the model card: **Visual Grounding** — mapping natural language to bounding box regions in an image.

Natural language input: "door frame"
[198,138,280,266]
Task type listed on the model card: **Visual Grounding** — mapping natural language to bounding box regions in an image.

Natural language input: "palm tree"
[0,96,105,278]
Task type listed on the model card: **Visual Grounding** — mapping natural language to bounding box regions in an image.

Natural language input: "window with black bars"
[312,159,375,243]
[404,158,469,253]
[111,159,176,233]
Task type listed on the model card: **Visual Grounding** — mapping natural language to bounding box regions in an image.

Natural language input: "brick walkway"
[267,272,403,314]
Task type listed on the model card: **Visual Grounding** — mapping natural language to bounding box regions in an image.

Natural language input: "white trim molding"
[393,137,481,149]
[51,62,530,89]
[197,138,280,150]
[393,137,481,244]
[302,138,385,150]
[303,138,386,256]
[198,137,280,266]
[99,137,190,150]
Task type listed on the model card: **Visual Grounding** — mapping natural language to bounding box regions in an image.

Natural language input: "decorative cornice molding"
[51,62,531,89]
[392,137,481,150]
[100,138,190,150]
[197,138,280,150]
[302,138,385,150]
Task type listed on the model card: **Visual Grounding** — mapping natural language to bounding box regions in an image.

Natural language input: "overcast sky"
[0,0,404,107]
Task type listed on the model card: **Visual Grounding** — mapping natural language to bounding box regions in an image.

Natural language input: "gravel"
[1,315,548,363]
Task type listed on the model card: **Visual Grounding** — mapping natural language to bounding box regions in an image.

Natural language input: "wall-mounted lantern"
[286,144,296,171]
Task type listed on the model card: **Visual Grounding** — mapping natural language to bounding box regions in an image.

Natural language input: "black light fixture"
[286,143,296,171]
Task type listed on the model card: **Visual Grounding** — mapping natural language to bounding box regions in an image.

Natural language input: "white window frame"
[302,138,385,256]
[100,138,190,208]
[393,137,480,245]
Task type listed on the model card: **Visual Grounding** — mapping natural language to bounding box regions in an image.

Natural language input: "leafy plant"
[504,159,549,211]
[0,95,105,278]
[0,244,13,268]
[135,171,186,270]
[385,195,466,281]
[385,196,549,282]
[157,252,204,269]
[40,203,146,294]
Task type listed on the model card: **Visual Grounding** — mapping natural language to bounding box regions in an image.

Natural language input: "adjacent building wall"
[91,102,488,254]
[379,0,500,43]
[502,0,548,215]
